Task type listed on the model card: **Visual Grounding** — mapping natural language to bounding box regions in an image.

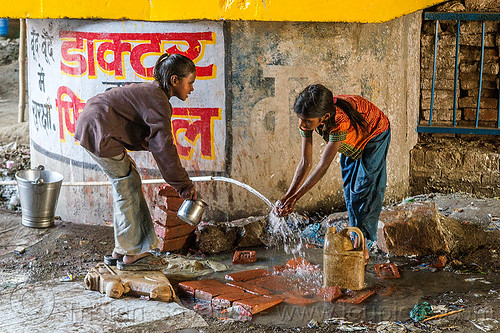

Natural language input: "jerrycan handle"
[342,227,365,252]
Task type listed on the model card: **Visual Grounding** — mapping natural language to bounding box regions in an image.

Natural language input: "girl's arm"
[280,136,313,200]
[278,140,340,216]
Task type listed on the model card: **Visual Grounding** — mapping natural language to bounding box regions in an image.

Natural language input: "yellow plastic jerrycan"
[323,226,365,290]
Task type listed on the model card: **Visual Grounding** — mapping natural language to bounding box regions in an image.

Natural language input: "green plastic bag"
[410,302,434,321]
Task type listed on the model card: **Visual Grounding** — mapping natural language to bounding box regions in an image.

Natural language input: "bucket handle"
[32,165,45,186]
[342,227,365,252]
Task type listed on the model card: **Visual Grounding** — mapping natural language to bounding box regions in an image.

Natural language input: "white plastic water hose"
[0,176,214,186]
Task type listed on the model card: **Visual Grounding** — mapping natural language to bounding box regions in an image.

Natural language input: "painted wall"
[4,0,442,23]
[29,13,421,224]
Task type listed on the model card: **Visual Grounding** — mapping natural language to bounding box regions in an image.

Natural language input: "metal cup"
[177,199,207,226]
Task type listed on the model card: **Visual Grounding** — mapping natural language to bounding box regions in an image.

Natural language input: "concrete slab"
[0,279,207,332]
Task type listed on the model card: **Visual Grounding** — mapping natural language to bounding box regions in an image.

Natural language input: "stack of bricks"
[153,184,196,252]
[420,4,499,128]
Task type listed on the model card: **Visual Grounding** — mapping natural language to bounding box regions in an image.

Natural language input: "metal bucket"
[15,165,64,228]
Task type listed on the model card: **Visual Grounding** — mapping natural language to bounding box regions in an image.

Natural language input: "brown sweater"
[75,81,194,196]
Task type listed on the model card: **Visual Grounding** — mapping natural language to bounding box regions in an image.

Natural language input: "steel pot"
[177,199,207,226]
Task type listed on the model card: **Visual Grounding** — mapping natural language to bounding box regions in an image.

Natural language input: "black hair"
[153,53,196,93]
[294,84,368,135]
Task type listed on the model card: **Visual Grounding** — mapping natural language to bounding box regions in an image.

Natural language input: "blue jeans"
[87,150,159,255]
[340,128,391,242]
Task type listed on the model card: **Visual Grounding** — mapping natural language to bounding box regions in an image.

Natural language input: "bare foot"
[112,250,124,260]
[122,252,150,264]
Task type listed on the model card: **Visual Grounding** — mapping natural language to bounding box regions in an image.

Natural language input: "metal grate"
[418,12,500,135]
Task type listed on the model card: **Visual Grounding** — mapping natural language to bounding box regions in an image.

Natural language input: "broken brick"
[273,265,286,273]
[154,205,185,227]
[431,255,447,268]
[177,279,227,297]
[233,295,282,314]
[158,234,191,252]
[154,222,196,240]
[317,286,342,302]
[337,289,375,304]
[164,196,185,211]
[376,285,396,297]
[225,269,270,282]
[374,263,401,279]
[226,281,271,296]
[195,285,242,302]
[282,295,317,306]
[212,292,256,309]
[247,275,291,293]
[232,250,257,264]
[157,184,179,197]
[286,257,315,269]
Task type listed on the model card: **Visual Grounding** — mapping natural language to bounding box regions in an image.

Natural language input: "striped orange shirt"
[300,95,390,160]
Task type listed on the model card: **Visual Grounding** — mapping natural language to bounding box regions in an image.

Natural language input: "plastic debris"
[60,273,74,282]
[470,318,499,332]
[486,215,499,231]
[465,277,491,284]
[99,241,108,245]
[220,305,252,321]
[301,223,325,245]
[308,319,319,328]
[410,302,433,322]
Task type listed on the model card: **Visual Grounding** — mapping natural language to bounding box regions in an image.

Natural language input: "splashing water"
[194,176,307,257]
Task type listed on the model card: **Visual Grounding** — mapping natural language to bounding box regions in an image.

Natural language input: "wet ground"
[0,200,498,332]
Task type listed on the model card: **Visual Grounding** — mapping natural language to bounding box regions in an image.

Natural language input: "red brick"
[158,234,190,252]
[376,285,396,297]
[212,291,256,309]
[282,295,317,306]
[164,196,185,210]
[317,286,342,302]
[233,295,282,314]
[273,265,286,273]
[337,290,375,304]
[195,285,242,302]
[154,222,196,240]
[285,257,318,271]
[248,275,291,293]
[225,269,270,282]
[374,263,401,279]
[157,184,180,197]
[226,281,271,296]
[232,250,257,264]
[431,255,447,268]
[177,279,226,296]
[463,108,499,121]
[154,205,185,227]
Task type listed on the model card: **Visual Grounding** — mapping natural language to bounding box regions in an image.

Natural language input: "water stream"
[193,176,307,258]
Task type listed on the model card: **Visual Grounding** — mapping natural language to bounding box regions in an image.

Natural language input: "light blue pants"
[340,128,391,242]
[87,150,159,255]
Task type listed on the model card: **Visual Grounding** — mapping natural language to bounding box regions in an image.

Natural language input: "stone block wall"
[420,0,500,128]
[410,134,500,196]
[411,0,500,197]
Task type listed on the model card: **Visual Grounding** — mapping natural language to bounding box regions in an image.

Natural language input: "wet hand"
[276,196,297,217]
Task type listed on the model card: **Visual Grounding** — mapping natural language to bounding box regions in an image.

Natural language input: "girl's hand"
[277,195,298,217]
[181,186,198,200]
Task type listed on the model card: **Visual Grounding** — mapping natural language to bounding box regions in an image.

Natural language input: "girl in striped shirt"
[276,84,391,260]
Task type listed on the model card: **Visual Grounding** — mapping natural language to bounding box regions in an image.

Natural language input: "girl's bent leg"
[341,129,391,243]
[87,151,159,255]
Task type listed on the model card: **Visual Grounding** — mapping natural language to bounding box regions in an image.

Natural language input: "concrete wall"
[223,13,422,218]
[32,12,422,224]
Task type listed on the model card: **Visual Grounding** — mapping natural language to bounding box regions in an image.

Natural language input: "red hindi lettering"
[171,108,221,160]
[55,86,86,141]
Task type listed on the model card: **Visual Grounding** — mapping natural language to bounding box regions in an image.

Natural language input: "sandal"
[116,253,167,271]
[104,252,124,266]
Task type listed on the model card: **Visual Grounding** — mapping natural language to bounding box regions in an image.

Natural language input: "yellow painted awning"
[2,0,444,23]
